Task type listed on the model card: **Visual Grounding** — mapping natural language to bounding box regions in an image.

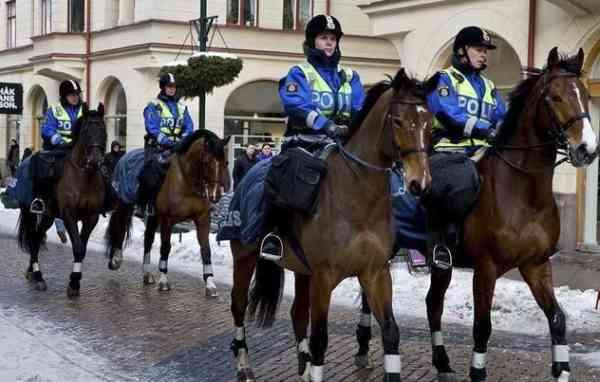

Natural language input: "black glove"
[324,123,349,139]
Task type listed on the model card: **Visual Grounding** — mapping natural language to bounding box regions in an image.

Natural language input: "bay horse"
[424,48,598,382]
[19,103,107,298]
[229,68,438,382]
[105,129,230,296]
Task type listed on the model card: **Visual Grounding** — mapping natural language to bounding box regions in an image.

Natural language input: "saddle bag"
[30,150,67,182]
[264,147,327,215]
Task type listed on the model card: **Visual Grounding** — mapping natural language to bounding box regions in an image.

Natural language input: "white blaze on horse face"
[573,83,598,154]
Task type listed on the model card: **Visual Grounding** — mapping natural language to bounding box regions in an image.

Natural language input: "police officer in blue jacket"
[279,14,365,148]
[138,73,194,214]
[424,26,507,270]
[260,14,365,260]
[30,79,84,214]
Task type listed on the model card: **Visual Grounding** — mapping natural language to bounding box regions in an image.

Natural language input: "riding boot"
[426,211,453,270]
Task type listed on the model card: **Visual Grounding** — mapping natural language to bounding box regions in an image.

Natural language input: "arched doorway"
[224,80,285,170]
[29,86,48,151]
[101,77,127,149]
[430,34,522,97]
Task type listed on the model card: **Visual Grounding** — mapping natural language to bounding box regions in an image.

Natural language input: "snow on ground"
[2,205,600,368]
[0,306,133,382]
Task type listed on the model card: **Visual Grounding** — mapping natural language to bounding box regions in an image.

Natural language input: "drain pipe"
[527,0,536,68]
[326,0,330,15]
[85,0,92,104]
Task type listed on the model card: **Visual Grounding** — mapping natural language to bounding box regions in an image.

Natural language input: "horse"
[105,129,230,296]
[228,68,438,382]
[423,48,598,382]
[18,103,108,298]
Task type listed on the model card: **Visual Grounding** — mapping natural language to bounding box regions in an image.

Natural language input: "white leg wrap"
[298,338,309,353]
[310,365,323,382]
[471,352,487,369]
[159,260,167,272]
[552,345,570,363]
[237,348,250,370]
[158,273,168,284]
[384,354,402,374]
[143,252,151,264]
[72,262,82,273]
[32,263,40,272]
[556,371,570,382]
[205,276,217,290]
[143,263,153,274]
[235,326,245,341]
[203,264,213,275]
[359,313,371,327]
[431,331,444,347]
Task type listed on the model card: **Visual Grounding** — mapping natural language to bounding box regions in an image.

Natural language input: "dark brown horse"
[426,48,598,382]
[105,129,230,296]
[229,69,438,382]
[19,103,108,298]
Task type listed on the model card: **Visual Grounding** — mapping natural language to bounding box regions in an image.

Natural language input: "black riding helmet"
[453,26,496,56]
[59,79,82,100]
[305,15,343,48]
[159,72,177,90]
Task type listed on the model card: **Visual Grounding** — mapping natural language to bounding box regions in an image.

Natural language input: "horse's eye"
[551,95,562,102]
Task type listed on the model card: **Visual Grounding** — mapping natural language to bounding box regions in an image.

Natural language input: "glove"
[50,134,64,146]
[324,123,349,140]
[157,133,174,147]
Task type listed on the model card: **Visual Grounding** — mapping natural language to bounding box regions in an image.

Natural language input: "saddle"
[30,150,68,183]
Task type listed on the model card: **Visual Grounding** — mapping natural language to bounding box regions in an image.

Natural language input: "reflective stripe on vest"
[152,99,187,141]
[52,103,83,144]
[297,62,353,120]
[434,67,496,149]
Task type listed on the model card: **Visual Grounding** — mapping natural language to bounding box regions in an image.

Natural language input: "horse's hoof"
[66,285,80,298]
[158,282,171,292]
[438,372,459,382]
[383,373,401,382]
[236,368,256,382]
[300,362,311,382]
[205,278,219,298]
[556,371,570,382]
[25,271,33,281]
[34,280,47,291]
[143,273,156,285]
[355,354,374,369]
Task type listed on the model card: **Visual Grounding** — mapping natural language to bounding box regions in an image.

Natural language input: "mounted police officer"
[30,79,83,215]
[261,14,365,259]
[424,26,507,270]
[138,72,193,214]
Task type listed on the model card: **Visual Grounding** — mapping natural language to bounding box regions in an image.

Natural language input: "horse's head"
[536,47,598,167]
[73,103,107,172]
[178,130,231,203]
[384,68,436,196]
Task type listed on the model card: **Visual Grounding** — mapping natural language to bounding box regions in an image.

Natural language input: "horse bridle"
[495,71,590,173]
[338,98,431,175]
[178,151,223,199]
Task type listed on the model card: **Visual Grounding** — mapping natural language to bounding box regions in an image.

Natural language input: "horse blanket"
[111,148,146,205]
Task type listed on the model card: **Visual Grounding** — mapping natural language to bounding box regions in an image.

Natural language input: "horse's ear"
[82,102,89,117]
[222,135,231,146]
[97,102,105,117]
[392,68,409,91]
[547,47,560,68]
[575,48,585,73]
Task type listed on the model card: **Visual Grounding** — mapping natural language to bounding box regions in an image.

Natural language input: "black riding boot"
[426,211,453,270]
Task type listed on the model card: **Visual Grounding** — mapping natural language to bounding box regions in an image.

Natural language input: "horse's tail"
[16,207,45,254]
[104,202,134,257]
[247,257,285,328]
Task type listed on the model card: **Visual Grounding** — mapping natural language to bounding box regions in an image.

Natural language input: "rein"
[338,99,429,176]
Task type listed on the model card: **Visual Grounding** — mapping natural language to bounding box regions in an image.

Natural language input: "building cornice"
[359,0,468,15]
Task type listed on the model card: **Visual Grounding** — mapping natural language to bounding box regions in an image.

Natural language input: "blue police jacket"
[41,103,82,147]
[279,48,365,133]
[143,93,194,144]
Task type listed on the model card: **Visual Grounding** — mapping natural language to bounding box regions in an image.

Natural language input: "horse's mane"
[349,69,439,139]
[173,128,225,157]
[495,53,584,145]
[71,107,106,145]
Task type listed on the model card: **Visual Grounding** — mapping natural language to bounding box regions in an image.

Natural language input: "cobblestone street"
[1,228,599,381]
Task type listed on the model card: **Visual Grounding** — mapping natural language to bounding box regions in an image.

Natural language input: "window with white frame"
[283,0,311,31]
[227,0,257,27]
[41,0,52,35]
[69,0,85,32]
[7,1,16,48]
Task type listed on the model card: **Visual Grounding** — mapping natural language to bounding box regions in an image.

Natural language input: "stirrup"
[259,233,283,262]
[432,244,453,270]
[30,198,46,215]
[145,204,154,217]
